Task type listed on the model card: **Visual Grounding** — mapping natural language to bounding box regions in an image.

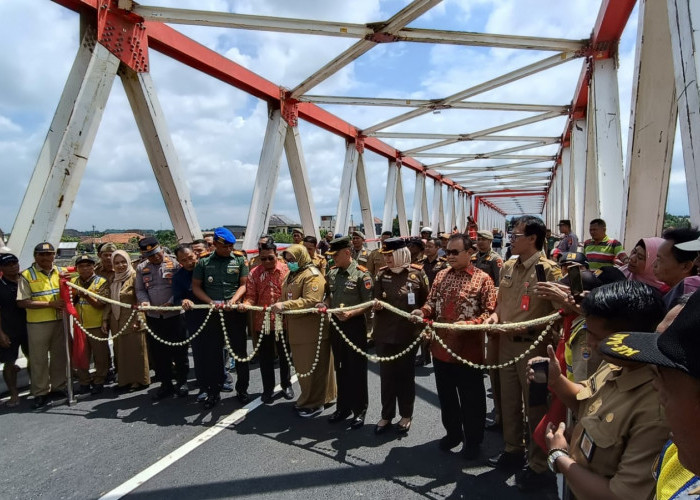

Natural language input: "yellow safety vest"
[21,264,63,323]
[71,275,106,329]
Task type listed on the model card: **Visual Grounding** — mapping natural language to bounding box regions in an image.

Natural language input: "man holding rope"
[485,215,561,492]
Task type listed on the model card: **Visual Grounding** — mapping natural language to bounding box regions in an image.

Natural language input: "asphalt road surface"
[1,344,559,500]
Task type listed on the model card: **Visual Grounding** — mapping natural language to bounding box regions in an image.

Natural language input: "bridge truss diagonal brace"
[285,125,321,242]
[623,0,677,248]
[381,161,399,234]
[431,179,443,234]
[10,33,120,265]
[410,172,426,236]
[334,143,360,236]
[446,187,456,233]
[355,154,378,248]
[243,108,287,251]
[395,167,410,237]
[668,0,700,226]
[121,69,202,242]
[570,119,588,237]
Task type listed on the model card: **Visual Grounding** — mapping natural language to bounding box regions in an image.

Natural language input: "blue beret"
[214,227,236,244]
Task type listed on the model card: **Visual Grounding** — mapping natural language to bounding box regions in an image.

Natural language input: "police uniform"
[16,242,67,401]
[193,228,250,403]
[568,362,670,499]
[496,251,561,472]
[325,236,373,422]
[71,255,110,391]
[134,237,189,397]
[374,238,430,423]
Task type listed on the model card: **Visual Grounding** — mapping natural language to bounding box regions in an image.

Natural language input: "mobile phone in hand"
[568,265,584,296]
[535,263,547,282]
[529,360,549,406]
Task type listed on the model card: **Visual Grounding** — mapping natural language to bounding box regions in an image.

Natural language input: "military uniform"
[351,246,370,268]
[193,244,250,399]
[496,252,561,473]
[373,258,429,422]
[134,240,189,395]
[326,257,373,419]
[472,250,503,284]
[569,363,669,499]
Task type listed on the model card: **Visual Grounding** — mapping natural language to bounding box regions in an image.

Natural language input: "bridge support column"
[285,125,320,241]
[431,179,442,233]
[570,118,587,238]
[395,167,409,236]
[334,142,360,236]
[455,192,464,233]
[668,0,700,226]
[355,153,377,248]
[381,160,399,234]
[411,172,425,236]
[10,32,119,265]
[560,149,571,224]
[446,187,456,232]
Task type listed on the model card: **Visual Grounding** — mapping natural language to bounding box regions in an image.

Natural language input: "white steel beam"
[121,69,202,243]
[362,52,579,134]
[571,118,587,237]
[455,191,464,233]
[242,108,287,251]
[285,125,321,241]
[290,0,440,98]
[134,6,584,51]
[10,35,119,266]
[305,95,567,113]
[372,132,560,142]
[431,179,442,233]
[395,168,409,236]
[355,153,378,248]
[668,0,700,226]
[403,112,564,155]
[412,153,554,160]
[438,185,446,232]
[431,158,550,171]
[559,148,571,223]
[624,0,677,248]
[381,161,399,233]
[587,58,625,238]
[334,143,360,236]
[411,172,425,236]
[447,187,456,232]
[421,180,430,231]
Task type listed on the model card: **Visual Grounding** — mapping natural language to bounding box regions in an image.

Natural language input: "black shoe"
[221,382,234,393]
[176,384,189,397]
[113,385,130,394]
[32,395,50,410]
[485,419,502,432]
[90,384,104,395]
[237,392,250,405]
[414,357,427,367]
[77,384,92,395]
[350,412,366,430]
[281,386,294,400]
[261,392,274,404]
[323,401,336,409]
[328,409,352,423]
[487,451,525,470]
[515,467,555,492]
[396,417,412,434]
[203,393,221,409]
[461,445,480,460]
[297,407,322,418]
[152,385,174,401]
[196,390,208,403]
[439,435,462,452]
[374,420,391,435]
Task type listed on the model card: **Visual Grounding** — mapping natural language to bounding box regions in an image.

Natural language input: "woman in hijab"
[372,238,430,434]
[620,237,668,293]
[271,245,336,417]
[102,250,150,391]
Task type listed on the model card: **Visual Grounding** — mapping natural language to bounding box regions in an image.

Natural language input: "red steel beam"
[50,0,464,192]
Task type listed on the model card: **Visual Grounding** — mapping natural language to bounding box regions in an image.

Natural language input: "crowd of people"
[2,215,700,499]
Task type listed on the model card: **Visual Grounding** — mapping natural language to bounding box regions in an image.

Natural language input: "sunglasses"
[444,249,467,256]
[259,256,276,262]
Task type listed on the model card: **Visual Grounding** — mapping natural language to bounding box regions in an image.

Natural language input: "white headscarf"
[390,247,412,273]
[110,250,134,320]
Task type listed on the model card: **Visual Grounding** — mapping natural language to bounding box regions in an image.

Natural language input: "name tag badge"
[520,295,530,311]
[579,430,595,461]
[407,292,416,305]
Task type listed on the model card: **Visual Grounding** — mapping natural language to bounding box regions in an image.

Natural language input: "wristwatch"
[547,448,570,473]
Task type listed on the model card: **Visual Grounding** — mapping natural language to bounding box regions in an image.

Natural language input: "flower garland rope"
[276,310,326,378]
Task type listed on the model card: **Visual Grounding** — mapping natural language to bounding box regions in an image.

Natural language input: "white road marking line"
[98,375,298,500]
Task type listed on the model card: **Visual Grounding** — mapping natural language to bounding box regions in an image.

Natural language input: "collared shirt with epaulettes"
[325,260,373,308]
[134,254,181,319]
[571,362,670,500]
[351,247,370,268]
[471,249,503,283]
[496,252,561,327]
[366,248,386,277]
[418,255,449,286]
[193,250,249,302]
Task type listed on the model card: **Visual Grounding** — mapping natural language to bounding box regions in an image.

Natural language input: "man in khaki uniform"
[94,242,117,285]
[303,235,327,275]
[485,216,561,491]
[367,231,392,277]
[292,228,304,245]
[350,230,370,268]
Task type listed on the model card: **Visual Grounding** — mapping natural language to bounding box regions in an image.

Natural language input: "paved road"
[1,344,559,500]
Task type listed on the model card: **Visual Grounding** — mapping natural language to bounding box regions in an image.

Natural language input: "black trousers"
[185,309,208,388]
[330,315,368,415]
[433,358,486,447]
[145,315,189,386]
[222,310,249,394]
[375,341,418,420]
[257,330,291,395]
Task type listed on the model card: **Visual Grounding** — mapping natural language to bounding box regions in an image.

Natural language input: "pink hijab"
[620,237,667,291]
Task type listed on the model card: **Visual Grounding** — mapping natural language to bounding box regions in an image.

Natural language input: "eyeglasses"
[259,256,276,262]
[444,249,467,257]
[510,233,526,240]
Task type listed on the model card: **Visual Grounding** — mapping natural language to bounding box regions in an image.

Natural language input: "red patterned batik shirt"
[244,260,289,332]
[421,265,497,363]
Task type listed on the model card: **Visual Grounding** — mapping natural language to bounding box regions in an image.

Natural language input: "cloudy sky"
[0,0,690,236]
